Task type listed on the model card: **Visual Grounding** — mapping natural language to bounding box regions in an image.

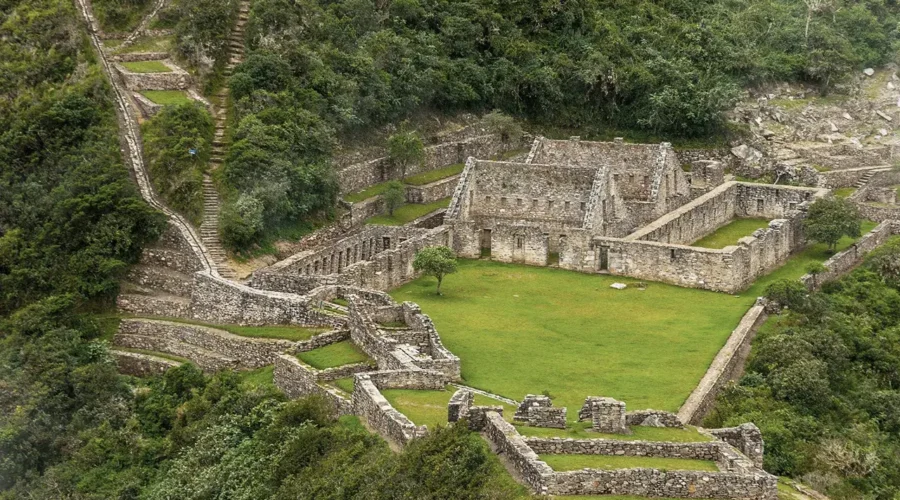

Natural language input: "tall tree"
[388,131,425,180]
[412,246,457,295]
[803,197,861,252]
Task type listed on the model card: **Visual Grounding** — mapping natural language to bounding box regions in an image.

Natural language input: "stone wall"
[112,350,181,376]
[513,395,567,428]
[352,374,428,447]
[113,332,238,373]
[133,92,162,118]
[677,305,768,425]
[545,468,776,498]
[710,424,765,469]
[337,134,520,194]
[626,410,684,428]
[448,388,474,422]
[626,183,739,245]
[479,412,554,493]
[799,221,896,289]
[405,175,460,204]
[115,61,191,91]
[273,354,356,415]
[117,318,294,369]
[525,438,724,464]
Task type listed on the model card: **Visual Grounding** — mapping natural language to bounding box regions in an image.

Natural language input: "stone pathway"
[200,0,250,279]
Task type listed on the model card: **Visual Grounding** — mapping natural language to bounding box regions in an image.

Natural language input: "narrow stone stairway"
[201,1,250,280]
[855,170,876,189]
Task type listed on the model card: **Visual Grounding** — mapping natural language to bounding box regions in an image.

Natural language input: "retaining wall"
[273,354,356,415]
[352,374,427,447]
[112,350,181,376]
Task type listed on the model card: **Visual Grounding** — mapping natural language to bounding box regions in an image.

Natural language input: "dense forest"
[3,0,900,498]
[219,0,899,248]
[707,244,900,498]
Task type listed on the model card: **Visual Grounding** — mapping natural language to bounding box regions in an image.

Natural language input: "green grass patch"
[330,298,349,307]
[103,39,124,49]
[812,164,831,172]
[140,90,192,106]
[540,454,718,472]
[120,314,328,341]
[121,60,172,73]
[381,387,517,428]
[743,220,877,297]
[515,421,712,442]
[491,148,531,161]
[329,377,355,394]
[298,341,371,369]
[833,187,857,199]
[239,366,275,389]
[116,347,190,364]
[691,218,771,249]
[344,182,391,203]
[403,164,465,186]
[391,260,755,414]
[367,198,451,226]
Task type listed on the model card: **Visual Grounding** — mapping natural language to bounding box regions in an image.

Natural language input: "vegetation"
[142,102,214,224]
[392,259,755,413]
[91,0,153,32]
[381,388,517,428]
[691,218,771,249]
[404,163,465,186]
[484,110,523,146]
[366,197,451,225]
[170,0,239,77]
[833,187,857,199]
[382,180,406,216]
[514,421,713,443]
[413,246,458,295]
[297,340,371,369]
[803,197,862,251]
[388,130,426,179]
[707,247,900,498]
[120,60,172,73]
[140,90,194,105]
[540,454,718,472]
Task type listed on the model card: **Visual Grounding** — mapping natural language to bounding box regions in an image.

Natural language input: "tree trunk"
[805,11,811,42]
[436,275,443,295]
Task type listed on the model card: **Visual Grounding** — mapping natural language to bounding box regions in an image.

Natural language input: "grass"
[121,60,172,73]
[812,164,831,172]
[329,377,355,394]
[691,218,771,249]
[833,187,857,199]
[344,182,392,203]
[391,260,755,414]
[297,341,371,370]
[515,421,712,442]
[330,298,349,307]
[403,163,465,186]
[366,197,451,226]
[116,347,190,364]
[140,90,192,106]
[540,454,718,472]
[381,387,517,428]
[742,220,877,297]
[239,366,275,389]
[117,314,329,341]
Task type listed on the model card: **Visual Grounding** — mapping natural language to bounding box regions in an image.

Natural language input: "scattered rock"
[762,129,776,139]
[610,283,627,290]
[864,68,875,76]
[829,122,838,132]
[876,110,893,122]
[730,144,763,164]
[889,82,896,90]
[843,112,853,120]
[880,129,889,137]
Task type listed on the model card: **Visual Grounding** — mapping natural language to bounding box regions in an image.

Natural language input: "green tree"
[765,279,811,312]
[483,110,522,146]
[805,262,827,289]
[412,246,457,295]
[803,197,861,252]
[867,237,900,285]
[388,130,424,180]
[382,180,405,216]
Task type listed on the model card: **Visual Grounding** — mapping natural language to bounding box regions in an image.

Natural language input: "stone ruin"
[512,395,567,429]
[579,396,630,434]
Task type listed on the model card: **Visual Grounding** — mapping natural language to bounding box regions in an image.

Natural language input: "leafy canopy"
[803,197,862,251]
[412,246,458,295]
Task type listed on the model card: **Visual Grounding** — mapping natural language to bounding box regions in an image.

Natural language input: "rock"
[864,68,875,76]
[730,144,764,164]
[754,117,762,126]
[876,110,893,122]
[610,283,627,290]
[829,121,838,132]
[889,82,896,90]
[762,129,776,139]
[880,129,889,136]
[767,93,776,100]
[843,112,853,120]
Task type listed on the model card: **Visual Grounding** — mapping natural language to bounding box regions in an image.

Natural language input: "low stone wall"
[190,272,346,327]
[525,438,722,464]
[480,412,553,493]
[626,410,684,428]
[133,92,163,118]
[116,294,192,318]
[854,201,900,224]
[799,221,896,289]
[546,468,776,498]
[112,350,180,376]
[677,305,768,425]
[115,61,191,91]
[710,424,765,469]
[110,51,170,62]
[113,333,238,372]
[273,354,355,415]
[118,318,294,369]
[405,175,460,204]
[818,166,891,188]
[295,329,350,352]
[352,374,427,447]
[365,369,448,390]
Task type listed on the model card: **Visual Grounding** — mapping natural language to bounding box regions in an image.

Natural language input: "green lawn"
[381,387,517,428]
[403,163,464,186]
[391,260,755,414]
[540,454,718,472]
[742,220,877,297]
[239,366,275,388]
[515,421,712,442]
[344,182,392,203]
[121,60,172,73]
[833,187,857,199]
[119,315,329,341]
[366,197,450,226]
[297,340,371,369]
[116,347,190,364]
[140,90,192,106]
[329,377,355,394]
[115,35,174,54]
[691,218,771,249]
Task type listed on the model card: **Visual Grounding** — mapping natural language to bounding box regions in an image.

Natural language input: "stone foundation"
[579,397,630,434]
[112,350,181,376]
[115,60,191,91]
[513,395,567,428]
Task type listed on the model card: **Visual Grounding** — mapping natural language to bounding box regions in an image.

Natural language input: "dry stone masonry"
[513,395,567,429]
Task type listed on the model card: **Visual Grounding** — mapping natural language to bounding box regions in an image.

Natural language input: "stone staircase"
[199,1,250,280]
[855,170,876,189]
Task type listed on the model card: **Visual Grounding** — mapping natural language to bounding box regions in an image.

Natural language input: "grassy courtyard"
[140,90,192,106]
[366,197,450,225]
[297,340,371,369]
[691,218,770,249]
[121,60,171,73]
[540,454,718,472]
[381,387,517,428]
[391,260,755,414]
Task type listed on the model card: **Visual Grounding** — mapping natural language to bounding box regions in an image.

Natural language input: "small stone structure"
[115,60,191,91]
[448,388,474,423]
[579,397,630,434]
[513,395,567,429]
[710,423,765,469]
[626,409,685,428]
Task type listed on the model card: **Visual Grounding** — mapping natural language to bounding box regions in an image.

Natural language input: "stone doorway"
[480,229,492,258]
[597,245,609,272]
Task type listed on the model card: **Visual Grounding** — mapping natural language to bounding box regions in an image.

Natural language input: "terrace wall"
[115,61,191,91]
[352,374,428,447]
[112,350,181,376]
[799,221,897,289]
[273,354,357,415]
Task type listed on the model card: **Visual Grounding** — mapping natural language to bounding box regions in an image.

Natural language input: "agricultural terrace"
[390,227,874,417]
